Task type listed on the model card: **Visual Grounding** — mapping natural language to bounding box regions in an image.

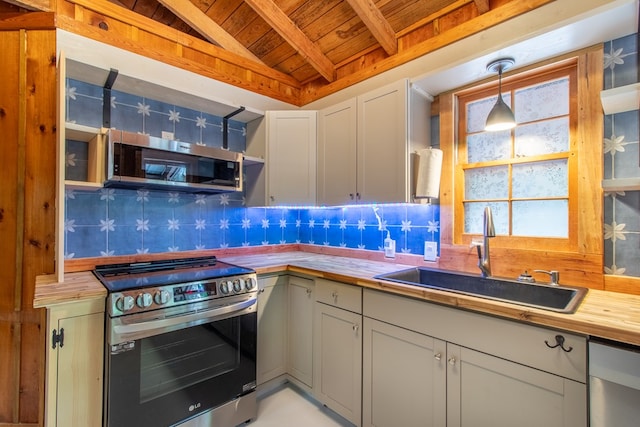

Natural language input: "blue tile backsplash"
[603,33,640,277]
[64,79,441,259]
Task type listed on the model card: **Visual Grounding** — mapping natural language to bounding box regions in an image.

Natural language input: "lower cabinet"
[44,297,105,427]
[314,278,362,426]
[363,288,587,427]
[256,275,588,427]
[362,317,445,427]
[287,276,315,388]
[257,275,288,385]
[447,343,586,427]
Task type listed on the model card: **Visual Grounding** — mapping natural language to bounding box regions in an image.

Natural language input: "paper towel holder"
[413,147,443,204]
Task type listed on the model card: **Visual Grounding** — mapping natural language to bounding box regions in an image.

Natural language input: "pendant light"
[485,58,516,132]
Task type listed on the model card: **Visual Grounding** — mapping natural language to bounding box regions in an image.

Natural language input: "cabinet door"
[362,317,446,427]
[287,276,314,388]
[314,303,362,426]
[357,80,409,203]
[257,276,288,385]
[447,344,587,427]
[266,110,317,205]
[53,312,104,427]
[317,98,357,205]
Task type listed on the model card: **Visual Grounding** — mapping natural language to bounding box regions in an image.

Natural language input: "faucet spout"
[478,207,495,277]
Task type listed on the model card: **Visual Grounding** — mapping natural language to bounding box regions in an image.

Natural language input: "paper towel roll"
[415,147,443,199]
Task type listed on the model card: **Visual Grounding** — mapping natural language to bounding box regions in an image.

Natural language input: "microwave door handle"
[113,296,256,338]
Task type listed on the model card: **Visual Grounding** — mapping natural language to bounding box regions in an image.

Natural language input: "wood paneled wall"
[0,23,57,426]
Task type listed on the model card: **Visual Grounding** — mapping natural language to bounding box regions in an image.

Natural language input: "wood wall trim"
[605,275,640,296]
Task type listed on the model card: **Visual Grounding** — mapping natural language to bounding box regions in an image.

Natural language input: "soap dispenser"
[384,232,396,258]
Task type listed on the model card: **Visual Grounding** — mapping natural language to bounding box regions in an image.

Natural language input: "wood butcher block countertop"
[35,251,640,346]
[220,252,640,346]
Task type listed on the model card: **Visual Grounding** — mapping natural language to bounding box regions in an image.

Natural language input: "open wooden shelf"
[600,83,640,115]
[602,177,640,192]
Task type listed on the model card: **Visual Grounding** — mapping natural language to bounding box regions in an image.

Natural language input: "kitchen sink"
[373,267,587,313]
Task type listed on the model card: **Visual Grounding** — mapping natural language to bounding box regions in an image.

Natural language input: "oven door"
[105,293,257,427]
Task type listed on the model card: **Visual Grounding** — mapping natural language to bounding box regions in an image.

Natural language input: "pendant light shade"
[485,58,516,132]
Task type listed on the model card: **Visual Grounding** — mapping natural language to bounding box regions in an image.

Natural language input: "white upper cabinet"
[318,98,358,205]
[317,79,430,205]
[263,110,317,206]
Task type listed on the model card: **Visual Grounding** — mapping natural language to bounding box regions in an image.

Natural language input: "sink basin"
[374,267,587,313]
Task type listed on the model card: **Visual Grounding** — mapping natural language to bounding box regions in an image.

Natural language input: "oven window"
[139,319,240,403]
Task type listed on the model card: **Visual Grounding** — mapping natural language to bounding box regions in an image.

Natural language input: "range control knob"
[233,279,242,293]
[154,290,171,305]
[115,295,135,312]
[136,293,153,308]
[220,281,230,295]
[244,277,256,290]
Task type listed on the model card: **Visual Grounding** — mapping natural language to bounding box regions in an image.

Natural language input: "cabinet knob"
[448,356,457,366]
[434,352,442,361]
[349,193,354,200]
[306,288,312,296]
[270,195,275,201]
[331,291,338,302]
[352,323,359,333]
[258,288,265,294]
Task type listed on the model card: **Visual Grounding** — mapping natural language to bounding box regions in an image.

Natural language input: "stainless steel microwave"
[106,129,242,193]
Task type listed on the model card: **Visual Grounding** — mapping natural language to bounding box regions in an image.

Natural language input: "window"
[455,61,579,251]
[439,48,603,282]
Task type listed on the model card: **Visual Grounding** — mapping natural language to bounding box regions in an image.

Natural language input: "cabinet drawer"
[363,289,586,382]
[316,279,362,314]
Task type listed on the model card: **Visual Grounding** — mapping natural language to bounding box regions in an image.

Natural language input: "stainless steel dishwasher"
[589,339,640,427]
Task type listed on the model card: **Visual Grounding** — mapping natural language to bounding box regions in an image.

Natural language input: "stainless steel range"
[94,256,258,427]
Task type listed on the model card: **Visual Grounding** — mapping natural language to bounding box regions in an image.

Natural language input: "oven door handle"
[113,296,256,338]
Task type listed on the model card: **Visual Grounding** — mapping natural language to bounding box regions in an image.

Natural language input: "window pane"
[467,131,511,163]
[464,202,509,235]
[514,117,569,157]
[512,200,568,237]
[467,93,512,133]
[465,166,509,200]
[514,78,569,123]
[512,159,568,198]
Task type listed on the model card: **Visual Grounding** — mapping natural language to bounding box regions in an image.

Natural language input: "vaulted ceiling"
[100,0,547,101]
[3,0,554,105]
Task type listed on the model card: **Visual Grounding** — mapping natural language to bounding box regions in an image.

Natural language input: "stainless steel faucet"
[477,206,495,278]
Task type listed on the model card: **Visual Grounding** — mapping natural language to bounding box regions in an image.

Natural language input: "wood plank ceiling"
[3,0,553,104]
[106,0,522,99]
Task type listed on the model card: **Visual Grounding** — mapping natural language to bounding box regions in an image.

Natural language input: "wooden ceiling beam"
[345,0,397,56]
[473,0,490,14]
[244,0,336,82]
[2,0,52,11]
[156,0,264,64]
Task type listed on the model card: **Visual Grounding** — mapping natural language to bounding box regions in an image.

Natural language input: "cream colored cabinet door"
[257,275,288,385]
[317,98,357,205]
[314,302,362,426]
[446,343,587,427]
[362,317,446,427]
[266,110,317,205]
[287,276,314,388]
[357,80,409,203]
[45,299,104,427]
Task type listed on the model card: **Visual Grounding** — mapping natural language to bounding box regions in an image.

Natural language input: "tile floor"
[245,384,354,427]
